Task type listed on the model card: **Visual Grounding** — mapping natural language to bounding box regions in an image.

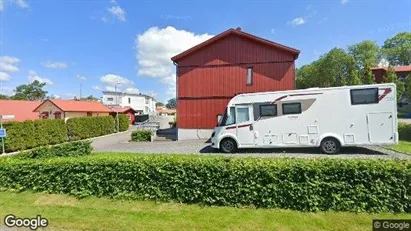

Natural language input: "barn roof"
[171,27,300,62]
[33,99,112,113]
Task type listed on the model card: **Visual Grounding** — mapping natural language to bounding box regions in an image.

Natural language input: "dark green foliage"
[398,122,411,141]
[13,141,92,159]
[0,155,409,213]
[66,116,115,140]
[3,119,67,152]
[33,119,67,146]
[118,114,129,132]
[131,130,152,142]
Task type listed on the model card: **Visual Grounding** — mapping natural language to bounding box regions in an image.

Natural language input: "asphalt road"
[91,132,411,159]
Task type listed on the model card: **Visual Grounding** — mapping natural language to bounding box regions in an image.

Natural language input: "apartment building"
[102,91,156,114]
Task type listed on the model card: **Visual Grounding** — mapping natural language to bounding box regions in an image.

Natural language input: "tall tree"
[156,102,165,107]
[404,74,411,101]
[361,63,375,85]
[0,94,9,100]
[382,32,411,66]
[348,40,380,70]
[383,65,404,103]
[11,80,48,101]
[166,98,177,109]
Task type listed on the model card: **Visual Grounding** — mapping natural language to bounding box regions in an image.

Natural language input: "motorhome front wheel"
[220,138,237,153]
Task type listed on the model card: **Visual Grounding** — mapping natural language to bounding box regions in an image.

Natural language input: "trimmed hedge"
[118,114,129,132]
[398,122,411,141]
[66,116,116,140]
[0,155,409,213]
[13,141,92,159]
[131,130,152,142]
[3,120,67,152]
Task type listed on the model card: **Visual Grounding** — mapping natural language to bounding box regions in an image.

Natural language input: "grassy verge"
[0,191,409,231]
[388,141,411,154]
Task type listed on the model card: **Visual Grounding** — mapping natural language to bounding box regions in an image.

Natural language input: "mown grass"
[0,191,409,231]
[389,141,411,154]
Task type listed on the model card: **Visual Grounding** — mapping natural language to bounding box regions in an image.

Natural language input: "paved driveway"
[91,133,411,159]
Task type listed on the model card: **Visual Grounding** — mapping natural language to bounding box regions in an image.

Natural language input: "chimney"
[236,27,241,31]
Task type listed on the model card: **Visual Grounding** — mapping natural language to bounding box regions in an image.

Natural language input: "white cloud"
[288,17,306,26]
[0,86,13,95]
[76,75,87,81]
[0,72,10,81]
[378,58,390,67]
[0,0,4,11]
[93,85,103,91]
[105,86,116,91]
[100,74,134,88]
[318,17,328,24]
[135,26,213,97]
[28,70,54,85]
[0,56,20,73]
[42,60,68,69]
[101,16,108,23]
[13,0,29,9]
[341,0,348,5]
[50,94,61,99]
[125,87,139,94]
[108,5,126,22]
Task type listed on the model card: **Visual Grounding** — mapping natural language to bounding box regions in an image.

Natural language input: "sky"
[0,0,410,102]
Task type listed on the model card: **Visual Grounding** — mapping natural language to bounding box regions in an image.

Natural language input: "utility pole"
[115,83,120,132]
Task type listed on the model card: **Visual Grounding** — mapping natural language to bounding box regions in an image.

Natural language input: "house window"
[260,104,277,117]
[54,112,62,119]
[128,98,131,104]
[128,114,132,121]
[87,112,92,117]
[107,97,113,101]
[282,103,302,115]
[41,112,49,119]
[145,97,149,104]
[246,67,253,85]
[350,88,378,105]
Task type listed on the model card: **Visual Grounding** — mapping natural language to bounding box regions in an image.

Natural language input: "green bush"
[0,156,409,213]
[131,130,152,142]
[66,116,116,140]
[13,141,92,159]
[3,119,67,152]
[118,114,129,132]
[398,122,411,141]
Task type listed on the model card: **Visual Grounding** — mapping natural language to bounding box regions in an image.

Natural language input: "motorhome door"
[235,105,254,146]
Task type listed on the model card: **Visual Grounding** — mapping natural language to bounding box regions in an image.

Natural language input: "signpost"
[0,115,15,155]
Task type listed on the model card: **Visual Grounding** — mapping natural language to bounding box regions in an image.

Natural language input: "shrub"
[13,141,92,159]
[0,156,409,213]
[66,116,116,140]
[131,130,152,142]
[3,119,67,152]
[398,122,411,141]
[118,114,129,132]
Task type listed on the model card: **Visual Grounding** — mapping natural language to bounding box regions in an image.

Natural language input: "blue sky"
[0,0,410,102]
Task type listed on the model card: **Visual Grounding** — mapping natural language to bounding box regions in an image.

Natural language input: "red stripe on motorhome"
[226,124,252,130]
[378,88,392,101]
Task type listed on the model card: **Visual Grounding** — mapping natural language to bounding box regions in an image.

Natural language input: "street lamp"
[115,82,120,132]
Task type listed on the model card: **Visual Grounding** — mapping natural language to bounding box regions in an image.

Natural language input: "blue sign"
[0,128,6,138]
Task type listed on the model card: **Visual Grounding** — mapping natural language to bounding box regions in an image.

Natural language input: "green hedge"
[118,114,129,132]
[398,122,411,141]
[0,155,409,213]
[131,130,152,142]
[13,141,92,159]
[3,120,67,152]
[66,116,115,140]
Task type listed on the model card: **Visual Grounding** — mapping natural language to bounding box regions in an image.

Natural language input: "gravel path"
[91,133,411,159]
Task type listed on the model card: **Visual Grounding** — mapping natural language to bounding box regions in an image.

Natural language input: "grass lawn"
[0,191,409,231]
[388,141,411,154]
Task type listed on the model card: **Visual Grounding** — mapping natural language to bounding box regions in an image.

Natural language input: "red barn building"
[372,65,411,83]
[171,28,300,140]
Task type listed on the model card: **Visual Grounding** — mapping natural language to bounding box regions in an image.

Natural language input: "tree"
[156,102,164,107]
[382,32,411,66]
[81,95,99,101]
[0,94,8,100]
[11,80,48,101]
[166,98,177,109]
[361,63,375,85]
[383,65,404,103]
[348,40,380,71]
[404,74,411,101]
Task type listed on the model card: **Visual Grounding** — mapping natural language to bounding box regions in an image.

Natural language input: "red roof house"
[0,100,41,122]
[372,65,411,83]
[171,27,300,140]
[33,99,112,120]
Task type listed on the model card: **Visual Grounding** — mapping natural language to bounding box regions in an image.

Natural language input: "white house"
[102,91,156,115]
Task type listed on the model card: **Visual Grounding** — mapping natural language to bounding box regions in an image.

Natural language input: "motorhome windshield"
[218,107,236,127]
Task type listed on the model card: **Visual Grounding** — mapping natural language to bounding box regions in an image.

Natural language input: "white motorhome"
[211,83,398,154]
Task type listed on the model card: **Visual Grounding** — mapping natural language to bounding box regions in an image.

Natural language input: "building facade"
[102,91,156,115]
[372,65,411,83]
[171,27,300,140]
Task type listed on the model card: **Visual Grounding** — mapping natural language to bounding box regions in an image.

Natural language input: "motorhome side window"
[236,108,250,123]
[350,88,378,105]
[282,103,302,115]
[260,104,277,117]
